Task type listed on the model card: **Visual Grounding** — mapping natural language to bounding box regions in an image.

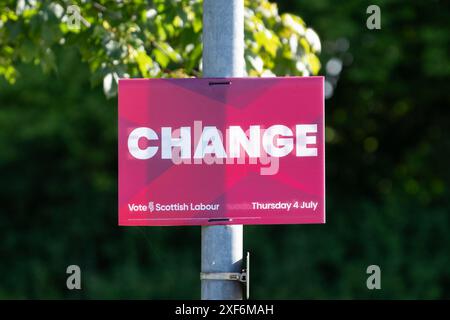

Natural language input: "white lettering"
[128,127,158,160]
[194,126,227,159]
[161,127,191,159]
[127,123,319,160]
[262,125,293,157]
[229,125,261,158]
[296,124,317,157]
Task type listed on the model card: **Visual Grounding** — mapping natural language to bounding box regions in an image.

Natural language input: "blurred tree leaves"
[0,0,321,98]
[1,0,449,299]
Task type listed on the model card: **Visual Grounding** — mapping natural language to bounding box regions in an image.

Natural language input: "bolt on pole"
[201,0,245,300]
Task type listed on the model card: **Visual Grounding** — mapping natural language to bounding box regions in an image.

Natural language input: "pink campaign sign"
[118,77,325,226]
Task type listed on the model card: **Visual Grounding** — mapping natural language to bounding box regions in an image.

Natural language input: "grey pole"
[201,0,244,300]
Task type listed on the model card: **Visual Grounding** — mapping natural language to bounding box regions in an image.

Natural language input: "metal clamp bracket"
[200,252,250,299]
[200,271,247,282]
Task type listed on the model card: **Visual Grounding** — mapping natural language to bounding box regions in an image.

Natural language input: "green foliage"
[0,0,449,299]
[0,0,321,98]
[277,0,450,297]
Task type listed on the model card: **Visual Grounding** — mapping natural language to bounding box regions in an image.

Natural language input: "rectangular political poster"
[118,77,325,226]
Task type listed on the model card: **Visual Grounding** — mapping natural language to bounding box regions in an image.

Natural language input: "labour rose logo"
[148,202,155,213]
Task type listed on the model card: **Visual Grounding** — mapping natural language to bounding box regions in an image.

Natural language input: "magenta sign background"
[119,77,325,226]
